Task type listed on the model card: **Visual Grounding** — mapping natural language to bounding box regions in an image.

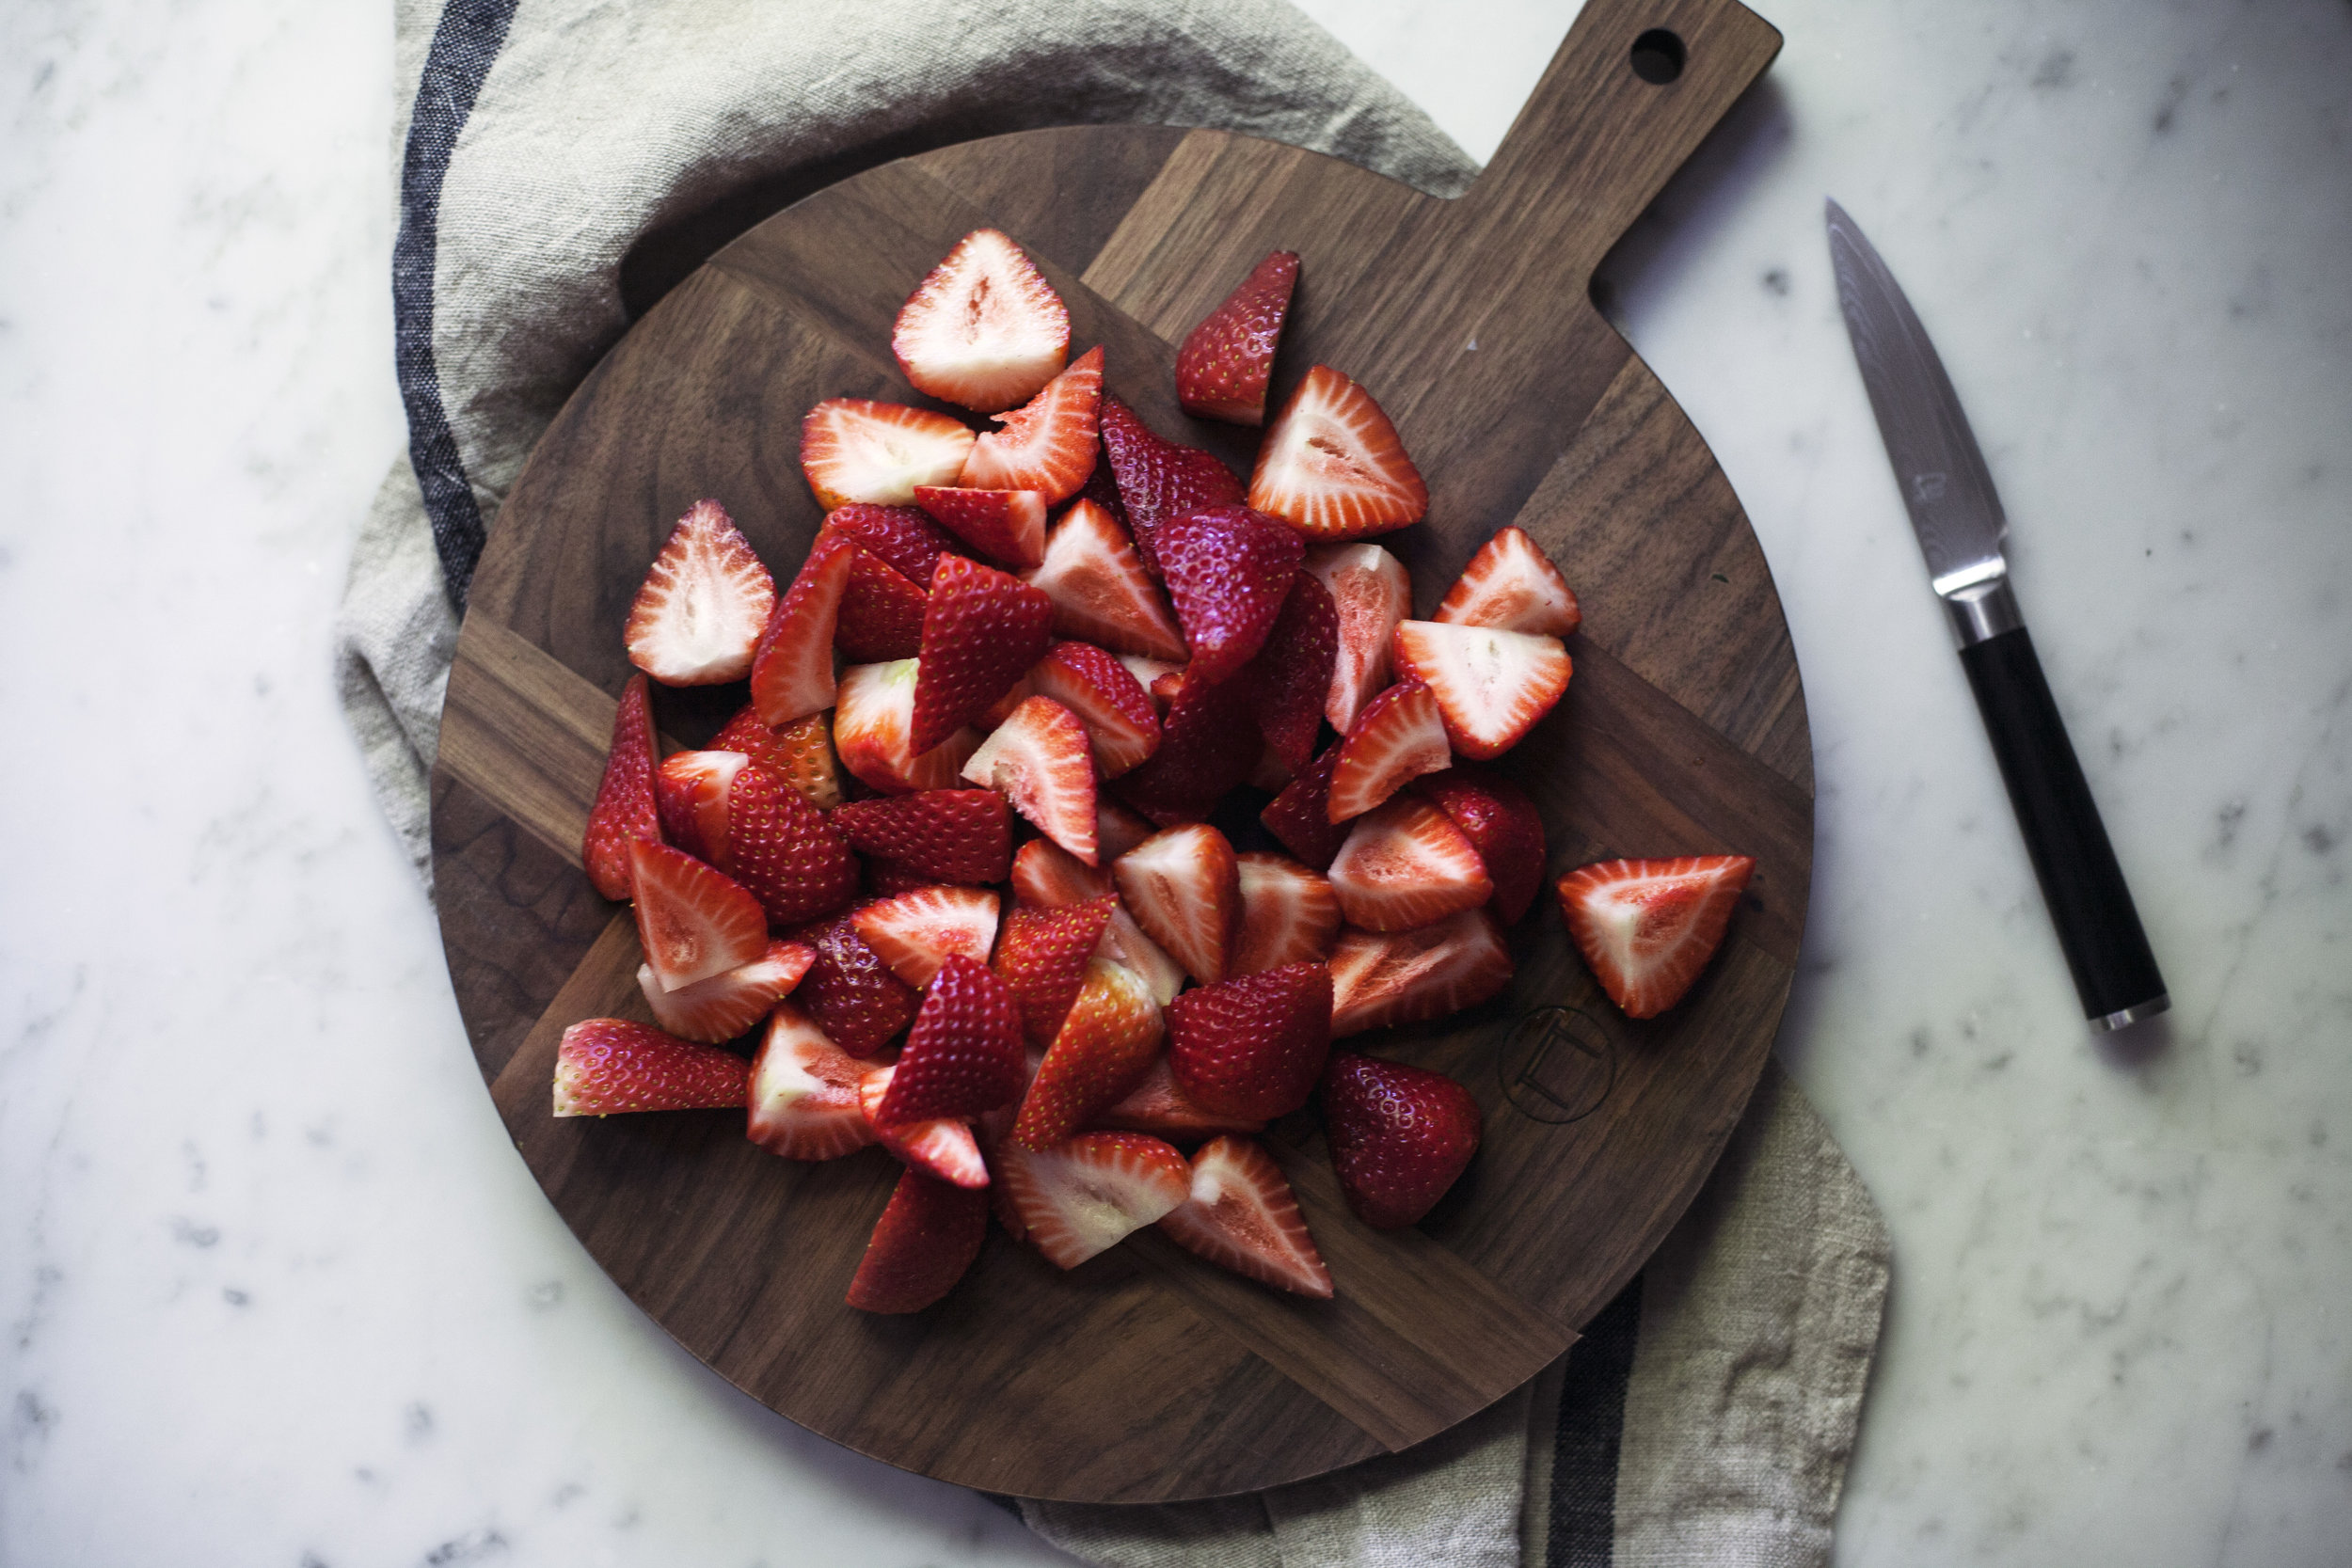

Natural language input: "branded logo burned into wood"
[1498,1005,1618,1125]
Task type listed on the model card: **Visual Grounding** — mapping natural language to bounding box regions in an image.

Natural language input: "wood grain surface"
[430,0,1806,1503]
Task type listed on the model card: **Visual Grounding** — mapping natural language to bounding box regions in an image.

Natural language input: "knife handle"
[1957,626,2169,1029]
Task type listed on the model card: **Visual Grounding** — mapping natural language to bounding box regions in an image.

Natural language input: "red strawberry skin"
[787,912,918,1058]
[552,1019,750,1116]
[877,954,1026,1124]
[829,541,928,662]
[1244,570,1339,775]
[1259,742,1349,871]
[1319,1053,1481,1229]
[1176,249,1299,426]
[1414,768,1547,925]
[710,705,844,811]
[1167,962,1334,1120]
[1112,668,1262,828]
[914,485,1048,570]
[822,503,956,586]
[994,895,1120,1048]
[1010,958,1166,1149]
[912,555,1054,755]
[583,673,661,900]
[1098,393,1244,577]
[832,790,1011,886]
[846,1167,989,1314]
[1153,505,1306,688]
[1026,641,1161,779]
[960,344,1103,503]
[717,763,860,927]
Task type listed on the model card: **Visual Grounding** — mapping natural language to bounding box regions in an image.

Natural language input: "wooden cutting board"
[431,0,1806,1504]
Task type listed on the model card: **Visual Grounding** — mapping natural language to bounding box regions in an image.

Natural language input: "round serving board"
[431,0,1809,1504]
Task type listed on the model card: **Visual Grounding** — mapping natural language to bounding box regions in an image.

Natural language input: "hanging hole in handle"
[1629,28,1686,84]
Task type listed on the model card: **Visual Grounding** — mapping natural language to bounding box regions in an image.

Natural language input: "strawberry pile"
[557,230,1756,1315]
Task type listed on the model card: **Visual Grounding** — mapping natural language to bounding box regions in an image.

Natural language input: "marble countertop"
[3,0,2345,1562]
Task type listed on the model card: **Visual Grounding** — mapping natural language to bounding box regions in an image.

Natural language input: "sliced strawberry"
[1097,393,1245,576]
[1327,678,1451,823]
[1319,1052,1481,1228]
[1092,1057,1266,1140]
[654,750,739,863]
[834,658,981,795]
[1010,838,1113,908]
[1152,504,1305,687]
[1026,641,1160,778]
[846,1166,990,1313]
[1243,571,1338,776]
[892,228,1070,414]
[710,705,844,810]
[1327,796,1494,934]
[997,1131,1191,1268]
[876,953,1025,1123]
[1111,668,1260,828]
[787,914,917,1059]
[994,895,1120,1048]
[821,502,958,585]
[1414,768,1547,925]
[1391,621,1571,761]
[1232,852,1342,974]
[1023,499,1188,661]
[1157,1135,1333,1297]
[1327,908,1514,1037]
[1117,654,1184,709]
[1305,542,1410,734]
[1556,855,1756,1019]
[746,1005,879,1158]
[1166,961,1333,1120]
[914,485,1048,570]
[1259,742,1348,871]
[852,886,1002,990]
[1435,526,1580,637]
[624,499,777,686]
[828,541,928,662]
[1248,365,1427,540]
[1097,902,1186,1007]
[717,761,860,927]
[628,839,769,992]
[961,696,1099,863]
[582,673,660,900]
[637,940,815,1043]
[858,1064,990,1189]
[1111,822,1240,986]
[1175,250,1299,427]
[552,1019,749,1117]
[912,555,1055,754]
[959,344,1101,502]
[1095,796,1157,863]
[801,399,977,510]
[833,790,1011,886]
[748,531,854,725]
[1011,958,1166,1148]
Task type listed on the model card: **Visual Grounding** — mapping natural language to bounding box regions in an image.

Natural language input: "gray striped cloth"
[341,3,1890,1561]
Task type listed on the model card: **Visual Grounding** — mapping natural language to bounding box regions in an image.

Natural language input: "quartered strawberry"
[1093,1057,1267,1141]
[820,502,958,586]
[1391,620,1571,761]
[748,531,854,725]
[1095,796,1158,863]
[961,696,1099,863]
[1023,498,1188,660]
[1157,1135,1333,1298]
[912,555,1055,754]
[1319,1052,1481,1229]
[1259,742,1349,871]
[1243,570,1339,776]
[1009,838,1114,908]
[1327,796,1494,933]
[858,1064,989,1189]
[914,485,1049,570]
[1175,249,1299,426]
[1025,641,1160,778]
[892,228,1070,414]
[1097,393,1245,576]
[1097,901,1187,1007]
[1112,822,1241,986]
[1414,768,1547,925]
[993,895,1119,1048]
[583,673,660,900]
[960,344,1102,502]
[746,1005,880,1158]
[852,885,1002,989]
[654,750,739,863]
[1305,542,1410,734]
[834,658,981,795]
[877,953,1025,1123]
[629,839,770,992]
[638,940,815,1043]
[1555,855,1756,1019]
[552,1020,750,1117]
[1232,852,1342,974]
[997,1131,1192,1268]
[709,705,844,810]
[1167,961,1333,1120]
[976,672,1039,731]
[832,789,1011,886]
[1011,958,1165,1148]
[1152,504,1305,687]
[846,1166,990,1314]
[1327,677,1452,822]
[1327,908,1514,1037]
[1248,365,1427,540]
[714,761,860,927]
[787,914,917,1059]
[828,541,928,662]
[624,499,777,686]
[801,398,976,510]
[1111,668,1260,827]
[1435,526,1581,637]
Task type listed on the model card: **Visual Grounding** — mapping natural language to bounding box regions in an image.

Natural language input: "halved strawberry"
[1435,526,1580,637]
[960,344,1101,501]
[1327,908,1513,1037]
[821,502,957,585]
[1026,641,1160,778]
[1011,958,1166,1148]
[846,1166,990,1313]
[552,1019,749,1117]
[1092,1057,1266,1140]
[1110,668,1260,828]
[1320,1053,1480,1229]
[1153,504,1305,687]
[914,486,1048,570]
[1112,822,1240,986]
[582,673,660,900]
[876,953,1025,1124]
[961,696,1099,863]
[1248,366,1426,540]
[1327,796,1494,934]
[1166,961,1333,1119]
[994,895,1120,1048]
[1095,796,1157,863]
[624,499,777,686]
[833,790,1011,886]
[629,839,769,992]
[912,555,1055,754]
[1175,250,1299,427]
[1157,1135,1333,1297]
[892,228,1070,414]
[834,658,981,795]
[747,1005,879,1158]
[1414,768,1547,925]
[1023,499,1188,661]
[1010,838,1113,908]
[637,940,815,1043]
[1232,852,1342,974]
[852,886,1002,989]
[787,914,917,1058]
[1556,856,1756,1019]
[1305,542,1410,734]
[997,1131,1192,1268]
[1391,621,1571,761]
[801,398,976,510]
[827,540,928,662]
[1259,742,1348,871]
[1244,570,1339,775]
[709,705,844,810]
[654,750,739,863]
[748,531,854,725]
[1097,393,1245,576]
[713,761,860,927]
[858,1064,990,1189]
[1327,678,1451,822]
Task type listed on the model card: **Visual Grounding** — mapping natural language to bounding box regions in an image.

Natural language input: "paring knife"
[1826,198,2169,1032]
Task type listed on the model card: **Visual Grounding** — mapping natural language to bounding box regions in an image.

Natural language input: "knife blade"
[1826,198,2169,1032]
